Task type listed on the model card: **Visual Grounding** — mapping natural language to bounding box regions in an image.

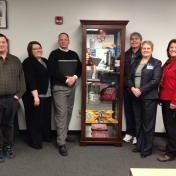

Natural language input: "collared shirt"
[59,47,69,52]
[38,60,51,97]
[131,49,140,64]
[0,53,26,98]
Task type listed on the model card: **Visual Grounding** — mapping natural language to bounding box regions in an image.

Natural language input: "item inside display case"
[91,131,109,138]
[99,72,119,83]
[86,110,118,124]
[102,42,116,49]
[91,124,108,131]
[100,85,117,101]
[96,30,109,42]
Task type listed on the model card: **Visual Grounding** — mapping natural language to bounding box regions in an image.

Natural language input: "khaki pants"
[52,84,75,146]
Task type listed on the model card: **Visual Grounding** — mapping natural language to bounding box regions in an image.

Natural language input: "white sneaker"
[123,134,133,142]
[132,137,137,145]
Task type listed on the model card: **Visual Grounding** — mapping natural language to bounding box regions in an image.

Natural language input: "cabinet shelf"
[80,20,129,147]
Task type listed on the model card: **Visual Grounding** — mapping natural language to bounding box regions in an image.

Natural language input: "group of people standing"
[0,32,82,163]
[123,32,176,162]
[0,31,176,163]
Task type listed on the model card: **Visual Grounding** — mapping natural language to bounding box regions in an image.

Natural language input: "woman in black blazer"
[128,40,162,158]
[22,41,52,149]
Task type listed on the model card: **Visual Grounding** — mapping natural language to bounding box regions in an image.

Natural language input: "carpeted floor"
[0,134,176,176]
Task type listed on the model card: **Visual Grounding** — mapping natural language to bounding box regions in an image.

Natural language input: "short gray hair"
[130,32,142,41]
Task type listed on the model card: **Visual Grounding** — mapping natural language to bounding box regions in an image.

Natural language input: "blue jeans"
[124,89,136,137]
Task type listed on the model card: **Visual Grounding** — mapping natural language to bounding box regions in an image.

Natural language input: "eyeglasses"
[32,47,42,51]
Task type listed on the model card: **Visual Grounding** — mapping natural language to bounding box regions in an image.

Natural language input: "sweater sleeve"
[48,51,67,83]
[170,68,176,105]
[74,52,82,78]
[22,59,38,91]
[171,91,176,105]
[16,59,26,98]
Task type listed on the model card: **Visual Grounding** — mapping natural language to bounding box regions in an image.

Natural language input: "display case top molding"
[80,20,129,25]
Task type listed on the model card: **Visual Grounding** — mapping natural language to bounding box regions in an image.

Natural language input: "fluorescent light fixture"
[86,29,98,31]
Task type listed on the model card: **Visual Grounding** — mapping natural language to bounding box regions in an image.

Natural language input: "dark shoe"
[132,148,141,152]
[4,146,16,159]
[158,154,175,162]
[0,149,5,163]
[59,145,68,156]
[158,146,168,152]
[66,136,75,142]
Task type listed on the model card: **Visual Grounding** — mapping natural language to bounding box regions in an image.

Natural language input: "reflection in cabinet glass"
[80,20,129,146]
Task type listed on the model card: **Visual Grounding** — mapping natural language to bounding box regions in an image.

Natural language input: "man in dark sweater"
[48,33,82,156]
[0,33,26,163]
[123,32,142,145]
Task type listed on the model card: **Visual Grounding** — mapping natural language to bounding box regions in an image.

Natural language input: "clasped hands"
[66,76,76,87]
[131,87,141,97]
[170,103,176,109]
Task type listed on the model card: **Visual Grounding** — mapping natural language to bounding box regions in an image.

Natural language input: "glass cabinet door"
[80,20,129,146]
[85,28,122,138]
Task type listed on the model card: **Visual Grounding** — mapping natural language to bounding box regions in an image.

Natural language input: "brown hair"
[27,41,42,57]
[58,32,69,40]
[167,39,176,58]
[0,33,8,43]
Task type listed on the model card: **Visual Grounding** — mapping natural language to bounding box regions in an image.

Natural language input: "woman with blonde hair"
[128,40,162,158]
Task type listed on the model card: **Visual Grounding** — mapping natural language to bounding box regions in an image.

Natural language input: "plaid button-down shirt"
[0,53,26,98]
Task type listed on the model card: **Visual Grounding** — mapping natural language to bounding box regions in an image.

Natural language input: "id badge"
[147,65,154,70]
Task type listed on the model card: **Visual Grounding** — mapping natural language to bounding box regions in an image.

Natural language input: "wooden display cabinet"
[80,20,129,146]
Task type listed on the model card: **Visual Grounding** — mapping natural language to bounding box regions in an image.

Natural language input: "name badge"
[147,65,154,70]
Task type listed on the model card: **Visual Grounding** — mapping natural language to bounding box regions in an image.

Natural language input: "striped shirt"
[0,53,26,98]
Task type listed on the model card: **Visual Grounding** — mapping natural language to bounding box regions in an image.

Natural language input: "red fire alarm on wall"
[55,16,63,25]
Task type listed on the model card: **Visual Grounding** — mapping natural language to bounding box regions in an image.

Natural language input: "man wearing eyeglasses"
[0,33,26,163]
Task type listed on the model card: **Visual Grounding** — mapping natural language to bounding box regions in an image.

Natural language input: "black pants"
[161,100,176,157]
[0,96,18,148]
[133,98,158,155]
[124,89,136,137]
[22,94,52,149]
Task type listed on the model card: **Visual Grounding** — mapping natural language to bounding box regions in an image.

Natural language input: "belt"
[0,95,13,99]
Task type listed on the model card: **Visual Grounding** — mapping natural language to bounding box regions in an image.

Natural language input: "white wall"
[1,0,175,132]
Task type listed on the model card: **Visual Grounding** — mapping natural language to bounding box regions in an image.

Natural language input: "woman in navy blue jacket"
[22,41,52,149]
[128,40,162,158]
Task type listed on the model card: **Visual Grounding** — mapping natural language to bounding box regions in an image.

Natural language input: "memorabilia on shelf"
[91,124,108,131]
[100,85,117,101]
[97,30,108,42]
[91,131,109,138]
[99,72,119,83]
[86,110,118,124]
[102,42,116,49]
